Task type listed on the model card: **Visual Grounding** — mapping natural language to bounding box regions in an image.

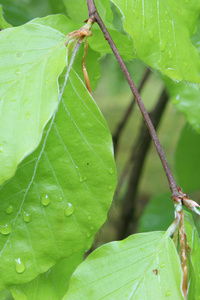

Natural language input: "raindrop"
[16,51,23,58]
[168,51,172,59]
[161,263,165,268]
[79,177,83,183]
[59,197,63,202]
[160,40,167,52]
[88,216,91,221]
[166,291,171,296]
[83,176,87,181]
[0,144,3,153]
[41,194,50,206]
[90,226,94,231]
[65,203,74,216]
[15,69,20,75]
[25,112,30,119]
[23,99,28,106]
[108,185,113,190]
[109,168,114,175]
[15,258,26,274]
[5,205,14,214]
[0,223,12,235]
[148,30,153,40]
[87,232,91,238]
[23,211,31,223]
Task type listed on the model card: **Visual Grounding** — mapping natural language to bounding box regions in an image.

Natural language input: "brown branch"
[113,68,151,154]
[86,0,178,198]
[117,89,169,239]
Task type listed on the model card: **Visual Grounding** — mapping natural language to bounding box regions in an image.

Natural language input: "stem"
[86,0,178,197]
[113,68,151,154]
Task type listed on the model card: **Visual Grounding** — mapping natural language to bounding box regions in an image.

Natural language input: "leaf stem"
[86,0,178,197]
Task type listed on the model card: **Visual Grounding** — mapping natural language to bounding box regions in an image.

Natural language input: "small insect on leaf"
[153,269,158,275]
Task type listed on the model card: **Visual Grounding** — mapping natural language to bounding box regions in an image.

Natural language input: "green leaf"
[64,231,184,299]
[175,124,200,192]
[30,15,102,91]
[63,0,114,28]
[0,0,66,26]
[10,250,84,300]
[111,0,200,83]
[88,28,135,61]
[138,193,174,232]
[165,77,200,132]
[0,69,116,290]
[0,23,68,185]
[184,211,200,300]
[0,5,11,29]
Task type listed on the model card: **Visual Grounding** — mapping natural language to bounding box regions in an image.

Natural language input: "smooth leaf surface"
[111,0,200,82]
[0,69,116,290]
[0,23,68,185]
[175,124,200,192]
[65,231,184,300]
[184,211,200,300]
[138,192,174,233]
[10,250,84,300]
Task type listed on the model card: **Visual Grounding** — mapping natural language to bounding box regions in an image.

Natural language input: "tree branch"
[113,68,151,155]
[117,89,169,239]
[86,0,178,198]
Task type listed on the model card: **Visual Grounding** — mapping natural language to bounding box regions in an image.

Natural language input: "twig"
[86,0,178,198]
[113,68,151,154]
[117,89,169,239]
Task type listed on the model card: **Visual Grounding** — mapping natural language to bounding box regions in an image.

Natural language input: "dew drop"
[108,185,113,190]
[88,216,91,221]
[0,223,12,235]
[16,51,23,58]
[109,168,114,175]
[5,205,14,214]
[79,177,83,183]
[65,203,74,216]
[168,51,172,59]
[161,263,165,268]
[148,30,153,40]
[166,291,171,296]
[23,99,28,106]
[59,197,63,202]
[15,258,26,274]
[23,211,31,223]
[25,112,30,119]
[83,176,87,181]
[41,194,50,206]
[160,40,167,52]
[87,232,91,238]
[15,69,20,75]
[0,144,3,153]
[90,226,94,231]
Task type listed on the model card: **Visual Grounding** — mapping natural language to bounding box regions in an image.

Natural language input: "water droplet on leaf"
[90,226,94,231]
[168,51,172,59]
[166,291,171,296]
[109,168,114,175]
[87,232,91,238]
[65,203,74,216]
[23,99,28,106]
[88,216,91,221]
[108,185,113,190]
[161,263,165,268]
[0,144,4,153]
[5,205,13,214]
[79,177,83,183]
[0,223,12,235]
[23,211,31,223]
[42,194,50,206]
[25,112,30,119]
[15,258,26,274]
[59,197,63,202]
[15,69,20,75]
